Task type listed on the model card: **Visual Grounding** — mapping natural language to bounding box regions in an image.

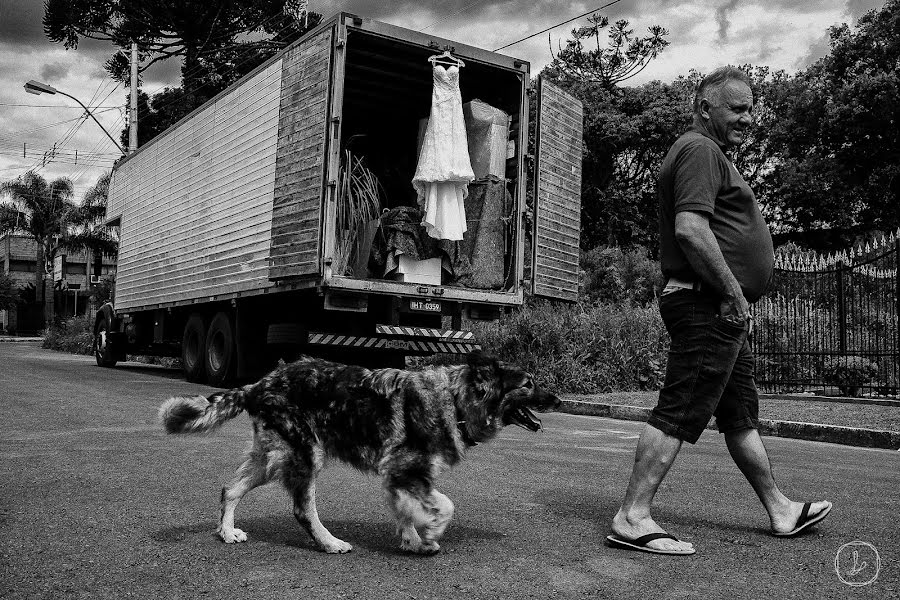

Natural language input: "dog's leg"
[286,448,352,554]
[384,486,453,555]
[421,489,454,546]
[218,448,271,544]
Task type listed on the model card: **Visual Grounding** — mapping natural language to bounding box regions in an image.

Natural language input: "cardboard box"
[392,255,442,285]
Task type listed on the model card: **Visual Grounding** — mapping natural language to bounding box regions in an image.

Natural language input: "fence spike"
[865,241,871,254]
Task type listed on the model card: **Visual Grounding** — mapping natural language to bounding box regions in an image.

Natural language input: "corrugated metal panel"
[532,77,583,303]
[269,26,334,280]
[109,60,283,311]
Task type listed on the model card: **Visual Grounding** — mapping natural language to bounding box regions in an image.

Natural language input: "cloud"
[715,0,742,41]
[39,62,71,82]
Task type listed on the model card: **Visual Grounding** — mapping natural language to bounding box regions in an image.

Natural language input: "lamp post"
[24,79,125,154]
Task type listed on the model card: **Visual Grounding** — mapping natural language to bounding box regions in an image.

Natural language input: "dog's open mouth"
[504,405,543,432]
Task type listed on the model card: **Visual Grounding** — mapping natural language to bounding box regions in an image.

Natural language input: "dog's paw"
[400,538,440,555]
[320,537,352,554]
[218,527,248,544]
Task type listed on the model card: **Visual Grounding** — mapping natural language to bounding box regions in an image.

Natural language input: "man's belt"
[664,277,702,291]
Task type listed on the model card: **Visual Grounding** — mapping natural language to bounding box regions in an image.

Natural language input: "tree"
[44,0,320,98]
[763,0,900,236]
[540,14,672,249]
[544,14,669,89]
[0,171,77,325]
[61,172,118,297]
[0,273,18,312]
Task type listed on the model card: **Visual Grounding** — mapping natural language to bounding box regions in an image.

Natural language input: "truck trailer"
[95,13,583,385]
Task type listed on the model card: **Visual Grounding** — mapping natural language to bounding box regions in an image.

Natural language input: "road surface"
[1,343,896,599]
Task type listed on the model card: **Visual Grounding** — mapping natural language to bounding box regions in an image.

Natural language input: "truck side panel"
[108,60,283,311]
[269,26,334,280]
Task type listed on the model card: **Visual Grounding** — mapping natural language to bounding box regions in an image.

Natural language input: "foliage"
[540,15,675,249]
[541,71,695,249]
[42,316,94,355]
[90,274,115,306]
[465,299,668,394]
[44,0,321,96]
[821,356,878,397]
[761,0,900,235]
[45,1,321,148]
[544,14,669,89]
[61,171,118,259]
[580,245,662,306]
[0,171,77,307]
[333,152,383,276]
[0,273,19,311]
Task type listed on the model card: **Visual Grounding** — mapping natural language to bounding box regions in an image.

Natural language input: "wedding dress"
[412,64,474,241]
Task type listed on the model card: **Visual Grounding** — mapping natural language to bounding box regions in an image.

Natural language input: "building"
[0,233,116,335]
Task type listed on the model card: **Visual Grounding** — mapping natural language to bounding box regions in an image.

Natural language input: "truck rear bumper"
[307,324,480,355]
[326,275,523,306]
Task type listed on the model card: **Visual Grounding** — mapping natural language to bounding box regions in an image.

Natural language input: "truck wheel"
[182,313,207,383]
[94,313,118,368]
[205,311,236,387]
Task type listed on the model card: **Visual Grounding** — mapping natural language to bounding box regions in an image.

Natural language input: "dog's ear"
[467,350,499,385]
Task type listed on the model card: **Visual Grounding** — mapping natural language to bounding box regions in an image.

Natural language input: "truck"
[95,12,583,386]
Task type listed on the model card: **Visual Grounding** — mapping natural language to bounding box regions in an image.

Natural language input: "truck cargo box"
[106,13,583,314]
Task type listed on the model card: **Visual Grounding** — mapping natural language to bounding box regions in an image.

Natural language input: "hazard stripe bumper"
[307,332,480,354]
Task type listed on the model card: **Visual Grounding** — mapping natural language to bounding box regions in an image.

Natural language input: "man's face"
[700,80,754,149]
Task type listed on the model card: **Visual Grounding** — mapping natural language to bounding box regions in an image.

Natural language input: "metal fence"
[751,231,900,397]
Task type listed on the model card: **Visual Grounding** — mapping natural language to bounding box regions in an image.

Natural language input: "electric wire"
[493,0,625,51]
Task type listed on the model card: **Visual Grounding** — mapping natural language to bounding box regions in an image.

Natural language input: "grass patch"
[42,317,94,355]
[417,299,668,394]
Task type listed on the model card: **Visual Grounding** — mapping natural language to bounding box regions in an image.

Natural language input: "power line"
[0,102,122,108]
[492,0,625,51]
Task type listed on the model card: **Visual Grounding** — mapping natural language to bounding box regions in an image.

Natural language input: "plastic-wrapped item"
[463,100,510,179]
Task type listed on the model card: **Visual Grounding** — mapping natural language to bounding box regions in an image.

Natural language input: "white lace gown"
[412,64,474,241]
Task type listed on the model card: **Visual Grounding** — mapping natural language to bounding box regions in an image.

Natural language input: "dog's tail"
[159,384,252,434]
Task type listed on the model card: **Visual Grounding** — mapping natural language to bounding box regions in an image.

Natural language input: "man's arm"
[674,210,748,320]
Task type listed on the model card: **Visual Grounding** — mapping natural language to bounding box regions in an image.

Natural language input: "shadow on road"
[151,516,505,555]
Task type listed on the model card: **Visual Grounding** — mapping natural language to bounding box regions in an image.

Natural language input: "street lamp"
[24,79,125,154]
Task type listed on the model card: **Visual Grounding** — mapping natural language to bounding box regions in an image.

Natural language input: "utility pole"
[129,41,138,153]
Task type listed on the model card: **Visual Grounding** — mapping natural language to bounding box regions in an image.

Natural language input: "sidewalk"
[561,392,900,450]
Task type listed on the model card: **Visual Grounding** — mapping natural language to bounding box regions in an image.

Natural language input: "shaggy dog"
[159,352,559,555]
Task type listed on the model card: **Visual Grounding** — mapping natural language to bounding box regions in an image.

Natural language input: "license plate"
[410,300,441,313]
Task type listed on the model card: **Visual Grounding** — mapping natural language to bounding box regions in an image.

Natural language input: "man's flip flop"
[772,501,833,537]
[606,533,696,555]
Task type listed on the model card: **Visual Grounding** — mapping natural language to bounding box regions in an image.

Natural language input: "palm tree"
[0,170,77,326]
[60,172,119,316]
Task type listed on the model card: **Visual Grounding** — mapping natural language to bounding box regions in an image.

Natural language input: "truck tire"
[94,312,118,368]
[182,313,207,383]
[205,311,236,387]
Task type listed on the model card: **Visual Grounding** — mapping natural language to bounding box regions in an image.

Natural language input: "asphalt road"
[1,343,897,600]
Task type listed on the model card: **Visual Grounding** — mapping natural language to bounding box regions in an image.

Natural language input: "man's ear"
[699,97,712,120]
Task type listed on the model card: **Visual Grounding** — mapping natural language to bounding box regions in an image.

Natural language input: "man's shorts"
[648,289,759,444]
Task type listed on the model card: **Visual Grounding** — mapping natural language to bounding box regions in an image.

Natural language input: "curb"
[759,393,900,408]
[559,399,900,450]
[0,337,43,343]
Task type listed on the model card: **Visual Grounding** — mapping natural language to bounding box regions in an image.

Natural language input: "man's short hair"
[693,66,752,113]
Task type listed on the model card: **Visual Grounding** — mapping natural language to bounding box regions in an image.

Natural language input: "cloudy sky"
[0,0,884,201]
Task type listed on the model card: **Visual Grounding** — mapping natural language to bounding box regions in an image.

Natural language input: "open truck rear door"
[531,76,583,302]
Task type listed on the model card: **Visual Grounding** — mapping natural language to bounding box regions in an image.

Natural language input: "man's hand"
[719,294,749,324]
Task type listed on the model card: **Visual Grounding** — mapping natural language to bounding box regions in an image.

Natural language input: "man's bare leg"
[611,423,695,553]
[724,428,831,533]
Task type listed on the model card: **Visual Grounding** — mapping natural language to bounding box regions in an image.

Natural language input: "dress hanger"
[428,50,465,68]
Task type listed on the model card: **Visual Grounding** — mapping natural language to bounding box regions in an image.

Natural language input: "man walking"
[608,66,832,555]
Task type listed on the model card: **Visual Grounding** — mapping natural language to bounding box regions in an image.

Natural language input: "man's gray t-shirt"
[658,127,774,302]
